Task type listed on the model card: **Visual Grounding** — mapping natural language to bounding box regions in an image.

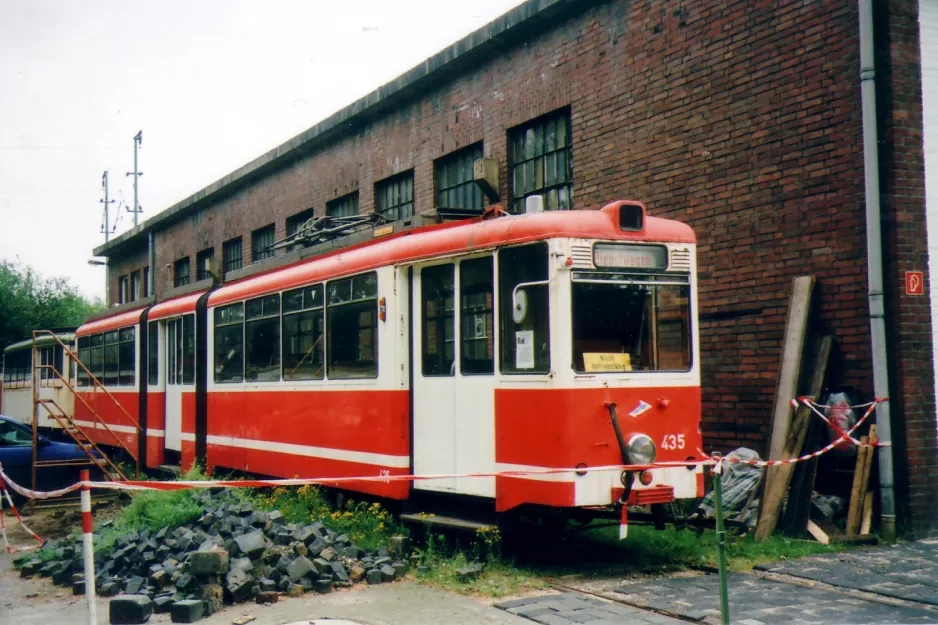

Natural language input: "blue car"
[0,414,100,501]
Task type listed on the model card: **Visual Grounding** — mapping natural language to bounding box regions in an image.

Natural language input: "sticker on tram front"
[628,400,652,418]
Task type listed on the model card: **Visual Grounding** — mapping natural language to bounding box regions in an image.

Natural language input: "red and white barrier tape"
[1,486,46,549]
[0,396,889,500]
[717,397,887,470]
[0,503,11,554]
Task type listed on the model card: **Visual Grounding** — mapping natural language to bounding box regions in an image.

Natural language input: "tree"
[0,261,104,353]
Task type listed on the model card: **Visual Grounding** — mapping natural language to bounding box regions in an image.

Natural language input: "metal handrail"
[36,398,129,481]
[31,330,140,482]
[32,330,141,431]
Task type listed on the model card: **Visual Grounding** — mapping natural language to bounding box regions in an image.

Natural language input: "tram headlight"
[627,434,656,465]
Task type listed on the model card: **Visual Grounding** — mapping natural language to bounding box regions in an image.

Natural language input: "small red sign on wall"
[906,271,925,296]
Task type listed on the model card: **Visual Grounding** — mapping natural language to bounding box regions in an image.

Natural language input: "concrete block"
[170,599,204,623]
[109,595,154,624]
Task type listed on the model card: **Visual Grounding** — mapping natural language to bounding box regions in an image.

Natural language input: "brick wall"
[102,0,935,530]
[876,0,938,535]
[106,244,148,306]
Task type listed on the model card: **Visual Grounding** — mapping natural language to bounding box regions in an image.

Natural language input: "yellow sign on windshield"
[583,353,632,372]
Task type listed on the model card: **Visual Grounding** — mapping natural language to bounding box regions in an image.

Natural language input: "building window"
[130,270,141,301]
[252,224,275,263]
[118,275,129,304]
[509,110,573,213]
[327,192,359,218]
[286,208,315,238]
[327,272,378,379]
[375,171,414,221]
[436,144,484,213]
[196,247,215,282]
[223,237,243,274]
[143,266,150,297]
[173,257,190,288]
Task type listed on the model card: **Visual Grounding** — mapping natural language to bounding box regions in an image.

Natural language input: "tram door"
[412,259,496,497]
[164,315,193,455]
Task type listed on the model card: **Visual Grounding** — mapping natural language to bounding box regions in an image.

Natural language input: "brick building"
[92,0,938,534]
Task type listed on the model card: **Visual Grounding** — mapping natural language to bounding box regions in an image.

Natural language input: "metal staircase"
[30,330,139,491]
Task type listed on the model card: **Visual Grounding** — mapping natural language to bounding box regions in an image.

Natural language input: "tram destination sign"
[593,243,668,270]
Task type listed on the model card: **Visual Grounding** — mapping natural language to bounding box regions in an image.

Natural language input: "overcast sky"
[0,0,526,301]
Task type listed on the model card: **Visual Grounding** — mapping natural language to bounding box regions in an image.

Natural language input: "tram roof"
[207,202,695,307]
[4,332,76,354]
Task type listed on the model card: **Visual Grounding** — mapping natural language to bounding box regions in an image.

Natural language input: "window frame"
[326,271,379,380]
[508,109,573,213]
[435,144,484,213]
[196,247,215,282]
[251,224,276,263]
[223,237,243,274]
[245,294,281,383]
[286,208,315,238]
[458,256,495,376]
[326,192,359,218]
[282,284,325,381]
[173,257,191,288]
[118,275,129,304]
[375,171,415,221]
[213,302,245,384]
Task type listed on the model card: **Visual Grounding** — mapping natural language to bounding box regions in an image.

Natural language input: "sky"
[0,0,527,301]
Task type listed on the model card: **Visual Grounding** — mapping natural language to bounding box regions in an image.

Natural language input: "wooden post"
[847,425,877,536]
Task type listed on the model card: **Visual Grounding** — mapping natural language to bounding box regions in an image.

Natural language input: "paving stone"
[170,598,204,623]
[199,582,223,614]
[233,530,266,559]
[153,595,175,613]
[456,562,484,582]
[109,595,154,625]
[287,555,316,581]
[188,545,229,575]
[388,535,412,559]
[366,569,384,584]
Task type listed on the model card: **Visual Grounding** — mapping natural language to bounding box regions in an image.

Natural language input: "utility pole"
[126,130,143,226]
[100,171,116,242]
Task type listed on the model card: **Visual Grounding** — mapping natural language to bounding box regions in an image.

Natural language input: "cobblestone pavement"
[612,571,938,625]
[755,538,938,606]
[496,592,686,625]
[496,540,938,625]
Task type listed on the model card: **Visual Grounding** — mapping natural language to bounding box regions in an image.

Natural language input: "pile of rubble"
[15,491,414,623]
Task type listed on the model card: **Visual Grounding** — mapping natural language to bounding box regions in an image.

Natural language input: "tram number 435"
[660,434,685,450]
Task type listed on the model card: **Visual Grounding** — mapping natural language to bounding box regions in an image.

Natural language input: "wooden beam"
[768,276,816,463]
[806,520,830,545]
[754,318,825,543]
[860,491,874,536]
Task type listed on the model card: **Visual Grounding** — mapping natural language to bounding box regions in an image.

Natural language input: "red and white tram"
[73,201,705,532]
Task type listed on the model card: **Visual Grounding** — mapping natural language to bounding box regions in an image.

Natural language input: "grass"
[413,527,549,598]
[582,524,848,573]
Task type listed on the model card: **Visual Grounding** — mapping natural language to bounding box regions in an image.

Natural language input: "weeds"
[252,484,402,551]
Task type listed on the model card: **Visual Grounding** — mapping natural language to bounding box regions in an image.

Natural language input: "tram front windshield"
[572,276,692,373]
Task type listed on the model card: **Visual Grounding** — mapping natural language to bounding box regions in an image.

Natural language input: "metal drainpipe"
[859,0,897,542]
[148,231,157,297]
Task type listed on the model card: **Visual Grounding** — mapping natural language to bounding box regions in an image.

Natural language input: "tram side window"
[183,315,195,385]
[460,257,494,375]
[282,285,324,381]
[77,337,91,386]
[89,334,104,382]
[246,295,281,382]
[148,321,159,385]
[327,272,378,379]
[214,303,244,383]
[103,331,120,386]
[421,264,455,376]
[3,350,31,386]
[118,327,136,386]
[499,243,550,374]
